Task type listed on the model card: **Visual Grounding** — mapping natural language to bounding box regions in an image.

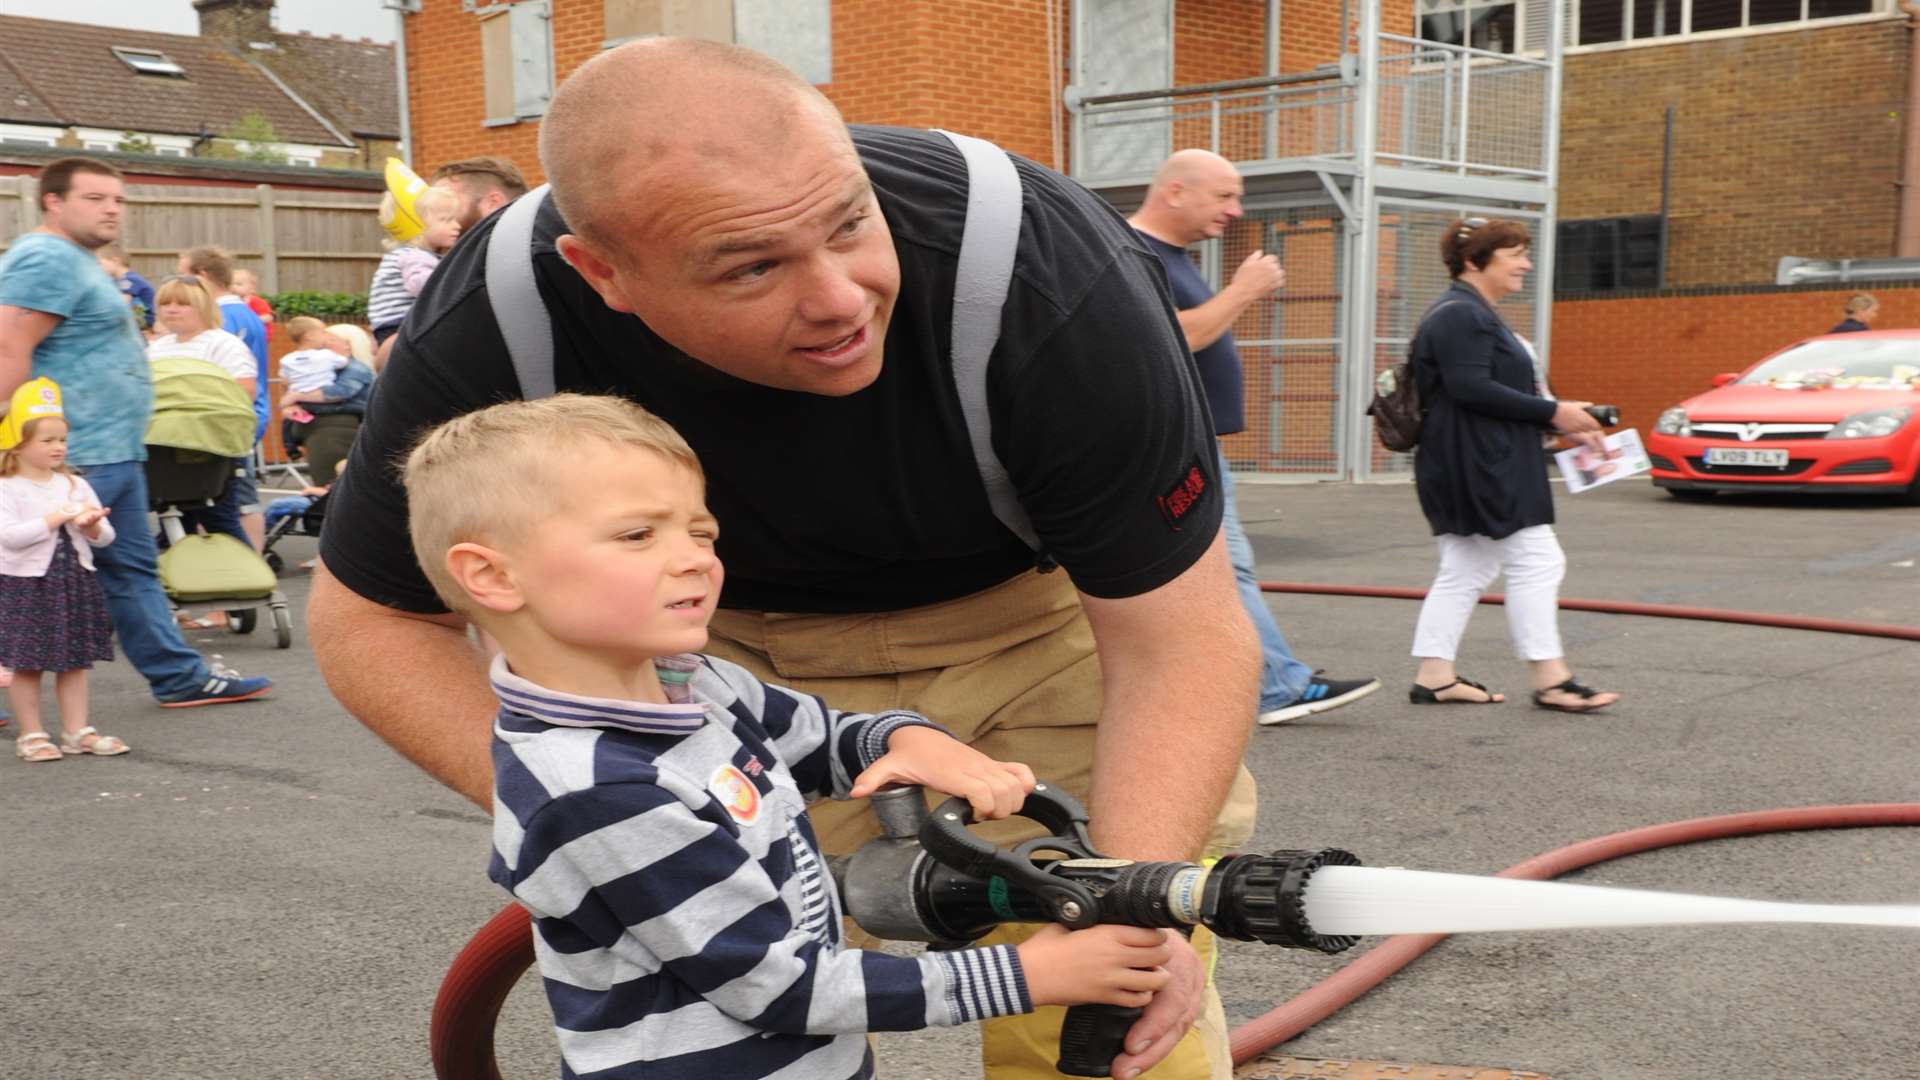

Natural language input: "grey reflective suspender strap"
[931,129,1047,562]
[484,148,1047,561]
[486,182,558,400]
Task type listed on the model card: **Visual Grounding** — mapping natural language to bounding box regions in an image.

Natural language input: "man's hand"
[847,725,1035,821]
[1110,931,1205,1078]
[1227,250,1285,301]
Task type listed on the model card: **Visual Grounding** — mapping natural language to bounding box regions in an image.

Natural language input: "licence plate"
[1703,447,1790,468]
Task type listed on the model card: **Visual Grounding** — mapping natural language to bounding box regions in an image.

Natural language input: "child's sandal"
[15,732,62,762]
[60,726,129,756]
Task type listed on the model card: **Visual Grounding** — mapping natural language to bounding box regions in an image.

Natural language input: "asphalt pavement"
[4,476,1917,1080]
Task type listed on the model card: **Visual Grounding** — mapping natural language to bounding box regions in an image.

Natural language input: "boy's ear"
[444,542,525,615]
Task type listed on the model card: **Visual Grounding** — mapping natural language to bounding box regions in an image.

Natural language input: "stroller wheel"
[227,608,258,635]
[272,605,293,649]
[266,551,285,575]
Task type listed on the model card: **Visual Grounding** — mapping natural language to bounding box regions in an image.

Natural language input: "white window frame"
[1416,0,1528,54]
[0,123,61,146]
[72,128,196,157]
[1566,0,1894,52]
[110,46,188,77]
[479,1,554,126]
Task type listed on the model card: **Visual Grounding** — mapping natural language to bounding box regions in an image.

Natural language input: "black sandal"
[1409,677,1503,705]
[1532,677,1615,714]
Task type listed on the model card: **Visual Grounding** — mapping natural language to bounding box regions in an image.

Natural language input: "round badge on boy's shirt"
[710,764,761,824]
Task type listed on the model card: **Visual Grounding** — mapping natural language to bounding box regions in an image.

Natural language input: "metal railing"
[1070,38,1555,188]
[1071,70,1355,186]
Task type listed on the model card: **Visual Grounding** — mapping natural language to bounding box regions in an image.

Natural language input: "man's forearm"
[1080,536,1260,860]
[1176,286,1254,353]
[308,561,498,808]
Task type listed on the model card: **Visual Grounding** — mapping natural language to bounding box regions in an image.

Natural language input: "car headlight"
[1826,407,1911,439]
[1654,407,1690,436]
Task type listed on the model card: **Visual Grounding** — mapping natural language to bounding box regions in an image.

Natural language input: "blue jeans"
[1218,448,1314,711]
[80,461,212,701]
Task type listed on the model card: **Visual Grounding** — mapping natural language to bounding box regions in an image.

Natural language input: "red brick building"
[395,0,1920,475]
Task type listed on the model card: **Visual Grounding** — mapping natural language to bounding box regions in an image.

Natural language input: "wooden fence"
[0,176,384,296]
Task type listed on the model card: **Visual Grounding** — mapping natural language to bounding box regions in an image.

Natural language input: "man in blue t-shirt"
[0,157,271,707]
[1131,148,1378,725]
[181,245,269,549]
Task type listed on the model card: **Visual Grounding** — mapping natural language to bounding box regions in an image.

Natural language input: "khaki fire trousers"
[707,568,1258,1080]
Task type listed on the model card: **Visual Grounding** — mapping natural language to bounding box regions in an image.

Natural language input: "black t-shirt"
[321,126,1222,615]
[1137,232,1244,436]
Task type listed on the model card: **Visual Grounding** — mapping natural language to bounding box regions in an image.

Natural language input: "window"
[481,1,553,124]
[1419,0,1521,52]
[83,141,117,152]
[1576,0,1879,45]
[111,47,188,77]
[155,146,187,158]
[1555,215,1663,291]
[0,136,57,147]
[286,155,320,168]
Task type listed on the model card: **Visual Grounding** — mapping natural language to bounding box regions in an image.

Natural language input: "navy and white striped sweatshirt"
[487,653,1034,1080]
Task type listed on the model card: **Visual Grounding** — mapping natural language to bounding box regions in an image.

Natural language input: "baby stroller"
[261,487,327,575]
[144,356,294,649]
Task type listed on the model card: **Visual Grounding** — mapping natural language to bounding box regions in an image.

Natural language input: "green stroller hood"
[145,355,256,460]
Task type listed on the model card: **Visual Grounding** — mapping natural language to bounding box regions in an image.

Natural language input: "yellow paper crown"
[0,377,64,451]
[382,157,430,244]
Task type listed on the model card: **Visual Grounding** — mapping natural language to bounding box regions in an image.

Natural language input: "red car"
[1647,329,1920,501]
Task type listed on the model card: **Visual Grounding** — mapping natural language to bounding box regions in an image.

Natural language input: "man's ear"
[445,542,525,615]
[555,234,638,314]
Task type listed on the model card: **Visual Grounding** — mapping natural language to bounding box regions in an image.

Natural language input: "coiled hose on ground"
[428,585,1920,1079]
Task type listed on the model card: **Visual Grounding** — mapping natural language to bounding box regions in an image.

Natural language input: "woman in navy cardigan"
[1405,217,1620,714]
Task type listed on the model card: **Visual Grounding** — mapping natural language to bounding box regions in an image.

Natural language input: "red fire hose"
[429,586,1920,1078]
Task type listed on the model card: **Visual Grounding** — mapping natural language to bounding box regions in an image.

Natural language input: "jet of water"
[1301,865,1920,937]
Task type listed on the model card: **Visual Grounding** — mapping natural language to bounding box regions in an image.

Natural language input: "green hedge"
[266,291,368,322]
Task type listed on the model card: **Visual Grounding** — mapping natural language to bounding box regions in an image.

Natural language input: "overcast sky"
[0,0,395,43]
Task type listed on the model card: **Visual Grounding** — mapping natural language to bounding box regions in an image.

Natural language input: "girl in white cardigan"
[0,412,125,762]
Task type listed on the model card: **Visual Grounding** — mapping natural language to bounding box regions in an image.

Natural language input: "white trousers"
[1411,525,1567,662]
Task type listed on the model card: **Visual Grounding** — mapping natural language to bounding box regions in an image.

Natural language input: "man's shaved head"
[1134,148,1247,246]
[1146,149,1238,201]
[537,38,899,399]
[539,37,845,252]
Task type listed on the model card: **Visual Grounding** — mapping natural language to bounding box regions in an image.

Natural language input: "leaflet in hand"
[1555,428,1651,494]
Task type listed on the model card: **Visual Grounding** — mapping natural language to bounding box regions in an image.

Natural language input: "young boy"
[96,244,154,331]
[402,395,1172,1080]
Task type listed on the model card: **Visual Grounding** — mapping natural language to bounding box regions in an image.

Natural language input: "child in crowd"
[0,380,127,762]
[367,185,463,347]
[402,395,1171,1080]
[230,268,275,325]
[277,316,351,434]
[96,243,154,331]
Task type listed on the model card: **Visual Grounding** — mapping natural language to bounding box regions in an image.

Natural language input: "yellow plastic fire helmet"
[381,157,431,245]
[0,376,65,451]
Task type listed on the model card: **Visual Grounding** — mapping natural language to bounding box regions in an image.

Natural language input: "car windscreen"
[1739,339,1920,389]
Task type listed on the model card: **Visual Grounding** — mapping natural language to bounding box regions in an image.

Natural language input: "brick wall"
[1560,20,1910,287]
[1549,283,1920,429]
[403,0,607,183]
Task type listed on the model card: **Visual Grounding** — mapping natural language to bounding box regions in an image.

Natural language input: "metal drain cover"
[1236,1055,1550,1080]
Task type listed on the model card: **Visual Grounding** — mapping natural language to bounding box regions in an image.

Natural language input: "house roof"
[255,33,399,141]
[0,49,62,126]
[0,14,350,146]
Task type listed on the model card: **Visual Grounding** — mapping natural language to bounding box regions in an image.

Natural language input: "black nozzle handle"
[919,784,1105,926]
[1057,1003,1141,1077]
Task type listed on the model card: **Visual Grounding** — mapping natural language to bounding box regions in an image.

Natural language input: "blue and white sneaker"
[1257,672,1381,726]
[160,672,274,708]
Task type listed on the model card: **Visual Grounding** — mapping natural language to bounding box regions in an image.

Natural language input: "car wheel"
[1666,488,1715,501]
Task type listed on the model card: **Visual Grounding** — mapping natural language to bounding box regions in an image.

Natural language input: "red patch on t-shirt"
[1156,457,1210,531]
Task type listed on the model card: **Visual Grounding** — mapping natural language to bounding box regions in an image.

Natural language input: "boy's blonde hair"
[402,394,704,613]
[285,315,328,345]
[1845,293,1878,315]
